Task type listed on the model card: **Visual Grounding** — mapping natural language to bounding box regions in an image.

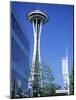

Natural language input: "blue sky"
[11,2,74,89]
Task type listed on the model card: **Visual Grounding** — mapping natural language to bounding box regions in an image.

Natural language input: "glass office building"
[10,9,30,98]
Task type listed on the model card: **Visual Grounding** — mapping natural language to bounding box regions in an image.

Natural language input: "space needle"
[27,9,48,96]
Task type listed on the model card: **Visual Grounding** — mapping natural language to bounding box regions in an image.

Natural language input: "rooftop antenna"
[66,47,68,58]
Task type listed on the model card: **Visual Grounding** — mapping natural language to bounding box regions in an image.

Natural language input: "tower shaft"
[32,19,42,96]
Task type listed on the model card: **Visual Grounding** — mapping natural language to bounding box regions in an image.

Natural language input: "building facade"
[10,9,30,98]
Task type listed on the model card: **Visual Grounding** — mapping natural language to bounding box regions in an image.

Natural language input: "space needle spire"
[27,9,48,96]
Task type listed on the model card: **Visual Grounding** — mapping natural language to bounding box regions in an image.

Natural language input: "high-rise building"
[56,50,69,95]
[62,50,69,94]
[11,9,30,98]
